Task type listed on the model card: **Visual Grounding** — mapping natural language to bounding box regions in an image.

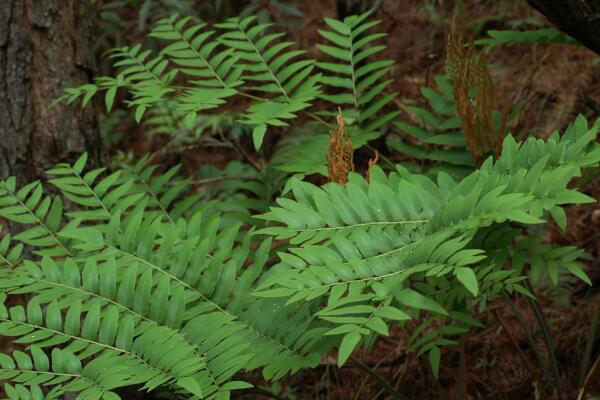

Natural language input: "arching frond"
[0,179,69,257]
[217,15,322,149]
[151,14,241,118]
[390,74,474,174]
[0,345,134,399]
[105,43,179,122]
[256,118,600,365]
[475,28,579,51]
[317,9,399,140]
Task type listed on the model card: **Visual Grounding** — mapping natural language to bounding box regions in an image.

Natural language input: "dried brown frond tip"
[366,150,379,183]
[327,110,354,185]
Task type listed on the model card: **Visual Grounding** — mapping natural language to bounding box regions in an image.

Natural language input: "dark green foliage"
[2,8,599,400]
[2,116,597,397]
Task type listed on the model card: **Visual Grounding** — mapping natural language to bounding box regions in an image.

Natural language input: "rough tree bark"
[0,0,101,183]
[527,0,600,56]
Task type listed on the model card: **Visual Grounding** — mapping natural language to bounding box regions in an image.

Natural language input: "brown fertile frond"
[327,110,354,185]
[475,52,496,149]
[446,11,508,166]
[447,13,482,164]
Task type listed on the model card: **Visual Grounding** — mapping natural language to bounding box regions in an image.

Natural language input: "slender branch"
[189,175,255,186]
[578,352,600,400]
[319,354,408,369]
[218,129,264,172]
[349,356,409,400]
[354,358,384,400]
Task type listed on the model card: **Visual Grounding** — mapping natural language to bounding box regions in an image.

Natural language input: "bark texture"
[527,0,600,55]
[0,0,100,182]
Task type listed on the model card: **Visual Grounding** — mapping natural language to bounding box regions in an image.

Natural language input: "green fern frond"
[217,15,322,149]
[0,179,70,257]
[2,383,61,400]
[152,15,243,89]
[3,255,245,399]
[512,238,590,286]
[46,153,144,222]
[0,156,311,396]
[150,15,241,121]
[390,74,474,173]
[125,156,203,223]
[317,9,399,140]
[270,122,330,176]
[195,161,287,224]
[144,101,242,143]
[41,178,321,383]
[256,117,600,364]
[0,291,210,394]
[0,346,133,399]
[106,44,180,121]
[475,28,579,51]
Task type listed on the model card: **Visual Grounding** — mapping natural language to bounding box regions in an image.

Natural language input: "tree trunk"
[0,0,101,183]
[527,0,600,56]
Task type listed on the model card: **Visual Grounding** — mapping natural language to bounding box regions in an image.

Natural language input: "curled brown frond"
[366,150,379,183]
[327,110,354,185]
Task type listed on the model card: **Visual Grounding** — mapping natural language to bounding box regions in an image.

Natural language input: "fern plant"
[7,8,600,399]
[1,114,597,398]
[62,9,400,176]
[316,9,398,139]
[0,155,326,399]
[255,115,600,374]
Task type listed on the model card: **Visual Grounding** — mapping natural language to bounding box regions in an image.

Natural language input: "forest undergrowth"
[2,1,600,400]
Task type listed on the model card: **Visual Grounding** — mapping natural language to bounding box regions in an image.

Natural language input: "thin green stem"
[524,281,563,397]
[349,356,408,400]
[458,334,467,400]
[291,219,428,234]
[503,292,546,375]
[579,300,600,387]
[189,175,255,185]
